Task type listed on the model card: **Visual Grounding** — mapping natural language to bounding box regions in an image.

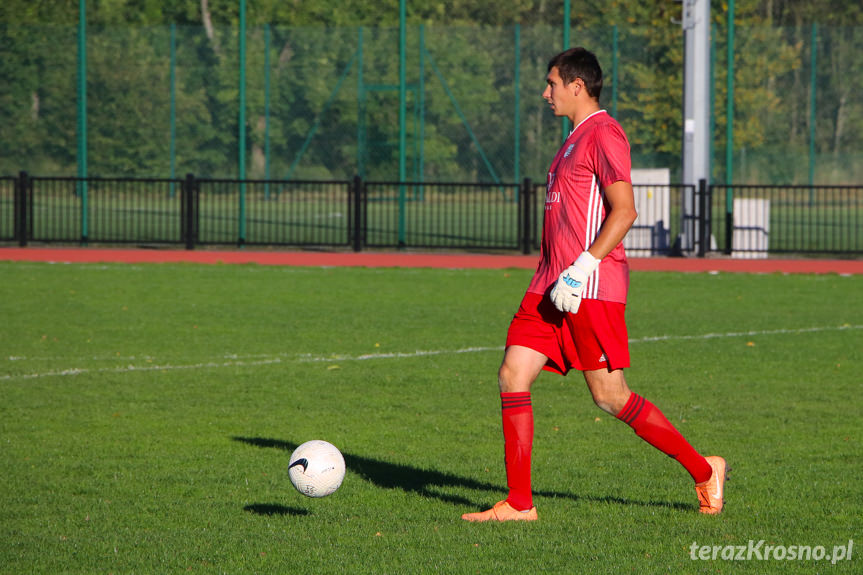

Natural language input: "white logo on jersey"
[564,143,575,158]
[545,173,560,210]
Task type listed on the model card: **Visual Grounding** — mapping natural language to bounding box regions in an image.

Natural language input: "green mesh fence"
[0,24,861,184]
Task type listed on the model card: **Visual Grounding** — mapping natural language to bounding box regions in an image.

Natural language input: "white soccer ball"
[288,440,346,498]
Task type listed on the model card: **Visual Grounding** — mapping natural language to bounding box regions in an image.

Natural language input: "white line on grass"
[296,324,863,362]
[628,324,863,344]
[2,324,860,381]
[296,346,500,363]
[0,358,283,381]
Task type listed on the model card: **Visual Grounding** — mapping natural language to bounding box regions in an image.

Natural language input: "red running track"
[1,247,861,274]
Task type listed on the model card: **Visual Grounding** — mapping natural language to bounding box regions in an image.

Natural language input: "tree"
[0,0,860,182]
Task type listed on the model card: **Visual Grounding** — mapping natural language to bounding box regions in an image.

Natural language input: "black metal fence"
[709,184,863,256]
[363,181,529,251]
[2,172,861,256]
[0,177,15,243]
[2,173,534,252]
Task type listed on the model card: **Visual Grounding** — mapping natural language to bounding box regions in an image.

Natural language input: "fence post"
[352,175,363,252]
[697,178,707,257]
[182,173,198,250]
[15,171,28,247]
[521,177,533,255]
[724,186,733,255]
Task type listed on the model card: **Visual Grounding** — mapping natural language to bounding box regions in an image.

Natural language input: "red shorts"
[505,292,630,375]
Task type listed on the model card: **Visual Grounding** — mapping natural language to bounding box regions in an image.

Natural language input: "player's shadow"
[234,436,500,507]
[232,436,691,511]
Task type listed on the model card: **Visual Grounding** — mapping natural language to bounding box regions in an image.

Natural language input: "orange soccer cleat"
[461,500,538,522]
[695,455,727,515]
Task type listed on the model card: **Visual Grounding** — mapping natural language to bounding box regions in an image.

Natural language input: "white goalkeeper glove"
[550,251,599,314]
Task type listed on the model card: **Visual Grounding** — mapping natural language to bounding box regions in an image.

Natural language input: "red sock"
[616,393,712,484]
[501,392,534,510]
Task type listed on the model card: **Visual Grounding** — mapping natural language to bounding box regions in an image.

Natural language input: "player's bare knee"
[589,386,629,415]
[590,391,618,415]
[498,362,530,393]
[497,363,514,393]
[584,370,630,415]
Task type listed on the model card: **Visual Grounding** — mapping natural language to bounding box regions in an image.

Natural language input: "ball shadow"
[244,503,309,516]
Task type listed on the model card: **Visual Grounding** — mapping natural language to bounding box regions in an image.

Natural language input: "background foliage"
[0,1,861,183]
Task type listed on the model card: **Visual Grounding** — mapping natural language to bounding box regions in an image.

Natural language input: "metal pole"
[697,178,707,257]
[357,26,365,179]
[709,23,715,185]
[513,24,521,189]
[264,24,271,198]
[419,24,425,187]
[725,0,735,243]
[611,24,618,118]
[170,23,177,197]
[184,173,197,250]
[725,0,735,186]
[398,0,407,246]
[682,0,711,186]
[77,0,88,243]
[808,23,817,191]
[15,171,28,247]
[561,0,571,140]
[681,0,711,252]
[352,175,363,252]
[238,0,247,244]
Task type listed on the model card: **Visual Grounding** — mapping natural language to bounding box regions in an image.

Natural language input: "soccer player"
[461,48,726,522]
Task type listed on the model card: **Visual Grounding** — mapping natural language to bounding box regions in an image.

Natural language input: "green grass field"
[1,261,861,573]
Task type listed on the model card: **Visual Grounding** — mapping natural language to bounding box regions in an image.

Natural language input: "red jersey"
[527,110,632,303]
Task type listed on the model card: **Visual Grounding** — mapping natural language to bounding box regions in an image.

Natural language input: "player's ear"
[568,78,581,97]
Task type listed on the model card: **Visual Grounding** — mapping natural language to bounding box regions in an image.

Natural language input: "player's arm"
[585,180,637,260]
[550,180,636,313]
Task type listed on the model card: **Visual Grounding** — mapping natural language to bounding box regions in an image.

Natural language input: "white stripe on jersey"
[584,175,602,299]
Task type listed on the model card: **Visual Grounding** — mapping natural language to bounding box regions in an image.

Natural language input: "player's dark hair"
[548,47,603,100]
